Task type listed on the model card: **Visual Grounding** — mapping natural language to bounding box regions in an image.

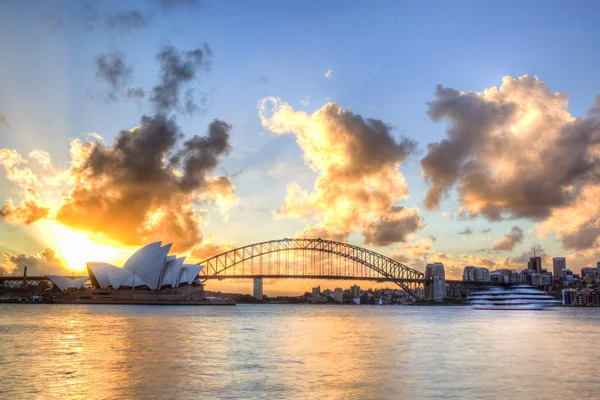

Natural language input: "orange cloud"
[259,97,422,245]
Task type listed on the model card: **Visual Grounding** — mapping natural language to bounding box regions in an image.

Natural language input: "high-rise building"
[312,286,321,296]
[332,288,344,303]
[528,257,542,273]
[253,277,263,300]
[424,263,446,301]
[462,266,490,282]
[553,257,566,281]
[351,284,361,298]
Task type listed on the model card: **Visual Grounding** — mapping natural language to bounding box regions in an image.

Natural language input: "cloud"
[153,0,200,10]
[95,51,133,100]
[0,45,234,254]
[588,95,600,116]
[458,227,473,235]
[363,207,423,246]
[78,5,151,33]
[391,234,436,267]
[511,244,546,264]
[324,69,333,79]
[491,226,524,251]
[0,201,49,225]
[1,248,67,275]
[259,97,421,245]
[482,228,491,233]
[56,117,234,253]
[0,149,52,223]
[0,114,9,128]
[190,236,237,261]
[151,44,212,114]
[104,10,150,31]
[539,184,600,251]
[421,75,600,226]
[87,132,104,142]
[123,87,145,100]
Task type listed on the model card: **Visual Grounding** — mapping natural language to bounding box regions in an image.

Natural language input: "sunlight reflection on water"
[1,304,600,399]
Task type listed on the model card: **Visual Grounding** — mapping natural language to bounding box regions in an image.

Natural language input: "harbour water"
[1,304,599,399]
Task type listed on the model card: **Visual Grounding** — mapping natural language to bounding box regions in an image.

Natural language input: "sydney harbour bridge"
[198,238,449,300]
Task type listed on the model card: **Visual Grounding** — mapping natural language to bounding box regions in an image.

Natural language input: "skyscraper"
[424,263,446,301]
[528,257,542,273]
[553,257,566,281]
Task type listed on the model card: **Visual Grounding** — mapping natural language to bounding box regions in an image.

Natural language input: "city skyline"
[1,1,600,295]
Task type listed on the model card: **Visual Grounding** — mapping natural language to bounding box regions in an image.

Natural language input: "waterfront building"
[74,242,211,304]
[87,242,202,291]
[424,263,446,301]
[312,286,321,296]
[332,288,344,303]
[351,284,361,298]
[561,268,573,280]
[553,258,566,281]
[490,271,508,284]
[253,277,263,300]
[528,257,542,273]
[462,266,490,282]
[581,267,594,278]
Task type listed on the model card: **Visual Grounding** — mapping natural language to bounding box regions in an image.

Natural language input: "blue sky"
[1,0,600,287]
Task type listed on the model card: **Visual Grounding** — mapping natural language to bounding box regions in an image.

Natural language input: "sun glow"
[33,221,132,271]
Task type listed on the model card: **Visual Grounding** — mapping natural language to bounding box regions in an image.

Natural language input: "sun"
[33,221,131,272]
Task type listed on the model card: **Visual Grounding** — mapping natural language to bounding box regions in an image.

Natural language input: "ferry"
[468,285,561,310]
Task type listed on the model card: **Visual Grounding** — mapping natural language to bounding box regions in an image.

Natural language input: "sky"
[1,0,600,295]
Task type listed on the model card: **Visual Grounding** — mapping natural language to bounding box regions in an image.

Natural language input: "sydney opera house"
[46,242,225,305]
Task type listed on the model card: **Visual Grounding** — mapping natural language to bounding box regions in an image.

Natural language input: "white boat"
[468,285,561,310]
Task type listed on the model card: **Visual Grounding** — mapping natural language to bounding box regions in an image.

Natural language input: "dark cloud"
[151,44,212,114]
[95,51,134,101]
[0,201,49,224]
[104,10,150,31]
[1,248,67,275]
[56,115,233,253]
[422,75,600,225]
[153,0,200,10]
[490,226,524,251]
[174,120,232,191]
[362,207,423,247]
[458,227,473,235]
[482,228,491,233]
[78,5,150,32]
[122,87,146,100]
[561,224,600,251]
[0,114,9,128]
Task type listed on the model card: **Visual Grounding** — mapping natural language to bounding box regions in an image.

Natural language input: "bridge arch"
[197,238,424,298]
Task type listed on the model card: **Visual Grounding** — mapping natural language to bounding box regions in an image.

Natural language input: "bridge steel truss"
[198,238,425,298]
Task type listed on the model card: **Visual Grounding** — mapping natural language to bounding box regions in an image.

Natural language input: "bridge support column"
[253,277,263,300]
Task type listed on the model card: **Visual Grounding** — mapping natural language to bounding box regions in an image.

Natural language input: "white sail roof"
[86,262,116,289]
[105,267,139,289]
[160,257,185,287]
[122,242,172,290]
[179,265,202,285]
[46,275,89,292]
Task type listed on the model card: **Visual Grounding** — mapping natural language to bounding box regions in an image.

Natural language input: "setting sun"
[33,221,131,272]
